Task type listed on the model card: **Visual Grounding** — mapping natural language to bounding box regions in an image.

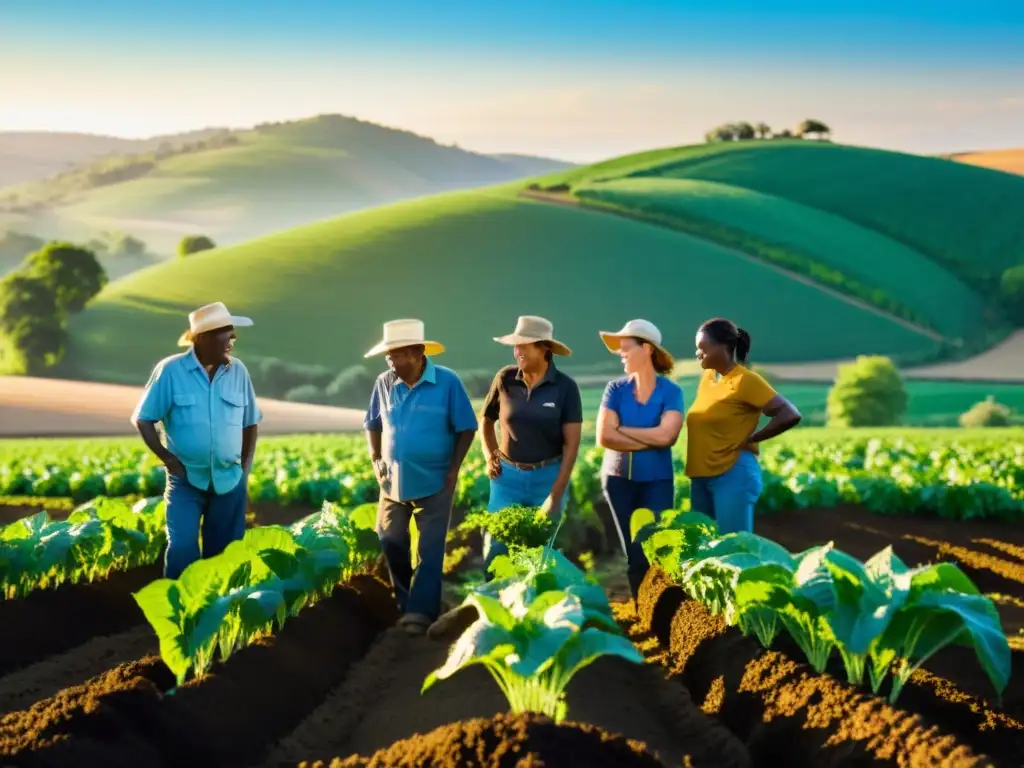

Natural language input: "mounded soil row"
[0,563,162,678]
[0,575,396,768]
[0,626,156,716]
[261,623,752,768]
[635,567,1024,767]
[324,711,668,767]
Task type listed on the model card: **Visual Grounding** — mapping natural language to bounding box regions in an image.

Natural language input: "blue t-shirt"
[600,376,684,482]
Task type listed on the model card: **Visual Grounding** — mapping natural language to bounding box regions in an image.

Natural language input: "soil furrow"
[261,606,750,768]
[0,563,161,678]
[636,568,1021,767]
[0,575,394,768]
[0,626,156,716]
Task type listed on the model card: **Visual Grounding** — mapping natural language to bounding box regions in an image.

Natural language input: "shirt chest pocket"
[172,393,200,425]
[411,402,448,429]
[219,390,246,427]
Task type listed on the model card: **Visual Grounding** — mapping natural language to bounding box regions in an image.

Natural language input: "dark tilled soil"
[0,576,395,768]
[262,623,750,768]
[0,626,156,716]
[315,711,668,768]
[0,563,162,678]
[634,568,1024,767]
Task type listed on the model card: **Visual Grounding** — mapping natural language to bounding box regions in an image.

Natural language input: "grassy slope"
[2,116,575,251]
[537,140,1024,284]
[572,177,985,339]
[58,187,933,385]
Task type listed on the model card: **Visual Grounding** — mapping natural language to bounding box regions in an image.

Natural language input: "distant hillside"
[52,140,1024,393]
[0,128,229,187]
[946,148,1024,177]
[0,115,575,252]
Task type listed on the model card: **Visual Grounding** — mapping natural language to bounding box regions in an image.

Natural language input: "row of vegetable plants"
[133,501,381,685]
[2,435,1021,521]
[425,508,645,722]
[631,506,1013,706]
[0,495,165,600]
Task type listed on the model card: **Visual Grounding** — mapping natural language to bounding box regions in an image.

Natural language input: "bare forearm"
[600,429,650,451]
[480,419,499,457]
[241,425,258,470]
[552,439,581,497]
[449,430,475,474]
[365,430,382,461]
[617,425,674,448]
[750,408,801,443]
[136,421,173,463]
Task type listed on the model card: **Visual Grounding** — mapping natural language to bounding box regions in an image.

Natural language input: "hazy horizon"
[3,0,1023,163]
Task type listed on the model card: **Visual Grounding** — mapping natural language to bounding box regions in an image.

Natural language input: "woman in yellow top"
[685,318,802,534]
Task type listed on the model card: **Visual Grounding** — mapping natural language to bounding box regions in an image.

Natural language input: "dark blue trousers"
[163,471,248,579]
[601,475,675,598]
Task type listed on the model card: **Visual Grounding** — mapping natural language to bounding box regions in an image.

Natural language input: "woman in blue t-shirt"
[596,319,684,598]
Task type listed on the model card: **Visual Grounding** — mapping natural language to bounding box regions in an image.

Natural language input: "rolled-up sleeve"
[448,374,479,433]
[132,361,171,423]
[364,379,383,431]
[243,371,263,427]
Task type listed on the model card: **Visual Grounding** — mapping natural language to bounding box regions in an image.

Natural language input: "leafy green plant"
[459,505,553,553]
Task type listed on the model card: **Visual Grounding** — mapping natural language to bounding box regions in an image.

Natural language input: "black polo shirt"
[482,363,583,464]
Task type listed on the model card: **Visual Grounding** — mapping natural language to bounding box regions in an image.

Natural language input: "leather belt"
[500,453,562,471]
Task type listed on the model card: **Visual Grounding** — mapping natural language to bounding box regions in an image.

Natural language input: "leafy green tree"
[797,119,831,140]
[0,274,66,374]
[754,122,772,139]
[178,235,216,258]
[826,355,908,427]
[734,122,756,140]
[999,265,1024,325]
[959,396,1014,428]
[23,242,107,316]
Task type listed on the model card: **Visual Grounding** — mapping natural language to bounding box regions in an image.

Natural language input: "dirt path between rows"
[262,625,750,767]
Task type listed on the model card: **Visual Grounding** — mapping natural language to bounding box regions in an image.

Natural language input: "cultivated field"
[950,148,1024,176]
[0,430,1021,765]
[0,376,364,437]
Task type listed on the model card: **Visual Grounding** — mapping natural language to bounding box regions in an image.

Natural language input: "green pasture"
[56,186,935,385]
[573,177,985,340]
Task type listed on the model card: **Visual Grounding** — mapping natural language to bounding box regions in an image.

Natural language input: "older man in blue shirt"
[131,302,262,579]
[363,319,477,635]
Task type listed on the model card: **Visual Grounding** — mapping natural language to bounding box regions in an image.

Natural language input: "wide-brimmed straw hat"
[177,302,253,347]
[599,319,675,371]
[493,316,571,356]
[364,319,445,358]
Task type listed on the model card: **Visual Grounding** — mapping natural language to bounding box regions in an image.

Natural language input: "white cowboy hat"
[493,315,571,356]
[364,319,445,358]
[599,319,675,370]
[177,302,253,347]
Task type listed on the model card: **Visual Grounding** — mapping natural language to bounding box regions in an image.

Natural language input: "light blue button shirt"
[132,348,263,494]
[364,358,478,503]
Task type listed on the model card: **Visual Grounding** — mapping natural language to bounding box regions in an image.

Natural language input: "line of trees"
[705,119,832,143]
[0,243,107,374]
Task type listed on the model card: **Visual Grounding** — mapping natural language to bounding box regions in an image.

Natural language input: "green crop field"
[573,177,985,340]
[56,186,937,386]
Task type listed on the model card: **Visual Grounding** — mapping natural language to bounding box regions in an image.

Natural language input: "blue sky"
[2,0,1022,161]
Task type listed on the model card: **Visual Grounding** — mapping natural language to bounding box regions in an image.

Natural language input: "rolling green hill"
[533,140,1024,289]
[57,186,937,386]
[0,115,574,253]
[48,139,1024,392]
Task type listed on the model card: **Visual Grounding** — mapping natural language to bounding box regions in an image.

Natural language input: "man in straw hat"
[131,302,262,579]
[363,319,478,636]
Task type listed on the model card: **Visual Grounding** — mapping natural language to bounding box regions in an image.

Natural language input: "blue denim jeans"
[375,487,453,623]
[689,450,763,534]
[483,459,568,576]
[163,470,248,579]
[601,475,675,598]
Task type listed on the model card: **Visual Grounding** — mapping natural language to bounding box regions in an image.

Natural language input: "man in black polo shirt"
[427,316,582,640]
